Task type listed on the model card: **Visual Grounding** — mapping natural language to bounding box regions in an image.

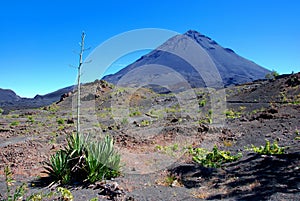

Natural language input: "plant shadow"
[172,153,300,200]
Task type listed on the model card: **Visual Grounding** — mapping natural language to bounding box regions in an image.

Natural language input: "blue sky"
[1,0,299,98]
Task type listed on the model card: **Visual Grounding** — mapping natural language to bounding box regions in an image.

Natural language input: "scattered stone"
[66,118,74,124]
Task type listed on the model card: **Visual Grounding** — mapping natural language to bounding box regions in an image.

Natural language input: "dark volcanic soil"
[0,74,300,200]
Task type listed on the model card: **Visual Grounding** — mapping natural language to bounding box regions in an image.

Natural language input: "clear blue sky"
[1,0,299,98]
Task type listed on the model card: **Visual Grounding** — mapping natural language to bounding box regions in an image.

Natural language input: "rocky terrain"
[0,72,299,200]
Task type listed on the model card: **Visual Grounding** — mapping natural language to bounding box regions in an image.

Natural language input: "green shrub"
[27,116,35,123]
[199,99,206,107]
[265,70,280,80]
[129,110,141,117]
[247,140,285,155]
[164,107,179,113]
[44,133,121,184]
[0,108,3,115]
[10,121,20,126]
[225,109,241,119]
[140,119,150,126]
[189,145,242,168]
[57,118,65,125]
[56,187,74,201]
[155,143,180,156]
[46,104,59,112]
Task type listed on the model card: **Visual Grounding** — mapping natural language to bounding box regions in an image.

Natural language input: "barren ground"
[0,74,300,200]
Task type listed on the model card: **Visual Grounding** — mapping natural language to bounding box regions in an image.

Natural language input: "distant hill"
[0,86,74,113]
[103,30,270,90]
[0,88,21,103]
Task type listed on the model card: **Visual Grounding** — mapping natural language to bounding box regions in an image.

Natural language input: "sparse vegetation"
[199,99,206,107]
[164,175,181,187]
[0,108,3,115]
[11,114,19,118]
[140,119,150,126]
[10,121,20,126]
[156,173,182,187]
[225,109,241,119]
[27,116,35,123]
[189,145,242,168]
[265,70,279,80]
[4,166,27,201]
[247,140,286,155]
[155,143,179,156]
[57,118,65,125]
[44,104,59,112]
[146,109,163,119]
[121,117,129,125]
[3,167,75,201]
[129,109,142,117]
[1,69,300,200]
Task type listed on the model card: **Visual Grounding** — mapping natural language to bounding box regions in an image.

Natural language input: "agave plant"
[44,134,121,184]
[44,150,70,184]
[66,133,88,157]
[85,135,121,183]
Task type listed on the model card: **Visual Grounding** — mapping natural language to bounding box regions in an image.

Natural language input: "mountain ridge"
[0,86,74,114]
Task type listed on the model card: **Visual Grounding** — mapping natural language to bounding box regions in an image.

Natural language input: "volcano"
[103,30,270,90]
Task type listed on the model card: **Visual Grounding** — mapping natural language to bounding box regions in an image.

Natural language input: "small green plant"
[239,106,246,111]
[121,117,128,125]
[3,167,76,200]
[146,109,163,119]
[155,143,180,156]
[0,108,3,115]
[140,119,150,126]
[197,117,212,124]
[4,166,27,201]
[11,114,19,118]
[57,118,65,125]
[223,140,233,147]
[46,104,59,112]
[199,99,206,107]
[247,140,286,155]
[225,109,240,119]
[265,70,279,80]
[27,116,35,123]
[10,121,20,126]
[57,187,74,201]
[189,145,242,168]
[129,109,141,117]
[164,175,180,187]
[58,125,65,130]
